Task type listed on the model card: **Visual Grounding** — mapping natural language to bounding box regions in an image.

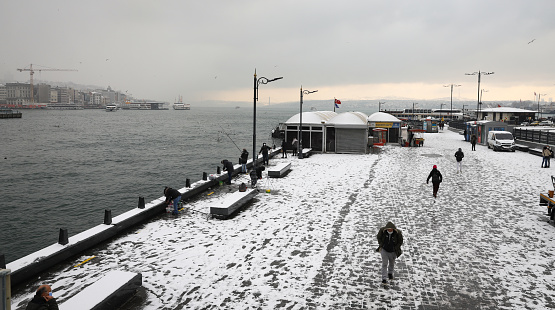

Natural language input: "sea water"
[0,106,295,263]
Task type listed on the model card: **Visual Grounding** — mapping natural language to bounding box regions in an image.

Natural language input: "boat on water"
[0,108,22,118]
[173,95,190,110]
[106,104,118,112]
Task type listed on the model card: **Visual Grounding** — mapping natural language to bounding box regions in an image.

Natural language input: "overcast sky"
[2,0,555,105]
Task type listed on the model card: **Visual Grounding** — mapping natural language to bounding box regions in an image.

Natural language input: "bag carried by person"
[239,183,247,192]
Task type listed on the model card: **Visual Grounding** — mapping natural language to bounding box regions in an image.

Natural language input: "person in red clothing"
[426,165,443,199]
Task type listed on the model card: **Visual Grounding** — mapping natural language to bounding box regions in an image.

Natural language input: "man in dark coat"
[240,149,249,173]
[164,187,182,215]
[221,159,234,184]
[259,143,272,165]
[470,134,477,151]
[426,165,443,199]
[281,140,288,158]
[455,148,464,173]
[376,222,403,284]
[26,284,59,310]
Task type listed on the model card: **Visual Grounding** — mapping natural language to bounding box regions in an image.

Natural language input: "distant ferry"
[105,104,117,112]
[173,95,190,110]
[0,108,22,118]
[384,108,462,121]
[122,100,167,110]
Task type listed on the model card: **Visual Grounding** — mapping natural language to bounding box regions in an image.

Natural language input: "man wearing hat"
[376,222,403,284]
[426,165,443,199]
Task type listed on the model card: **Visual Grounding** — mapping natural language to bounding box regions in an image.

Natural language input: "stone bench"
[268,163,291,178]
[210,189,257,219]
[59,271,142,310]
[300,148,312,158]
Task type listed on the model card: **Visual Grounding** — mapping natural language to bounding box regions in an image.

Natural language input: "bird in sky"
[528,39,536,44]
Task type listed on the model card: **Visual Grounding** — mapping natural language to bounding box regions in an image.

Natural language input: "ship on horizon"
[173,95,190,110]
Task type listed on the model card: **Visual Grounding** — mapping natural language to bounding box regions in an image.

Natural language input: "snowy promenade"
[11,128,555,310]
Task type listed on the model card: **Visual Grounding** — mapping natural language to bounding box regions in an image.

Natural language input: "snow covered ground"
[11,128,555,309]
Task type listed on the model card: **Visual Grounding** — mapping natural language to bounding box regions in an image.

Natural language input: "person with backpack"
[240,149,249,173]
[454,148,464,173]
[426,165,443,199]
[376,222,403,285]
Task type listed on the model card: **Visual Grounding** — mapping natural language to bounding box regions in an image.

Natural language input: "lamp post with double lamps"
[538,93,547,120]
[465,70,494,120]
[444,84,461,121]
[253,70,282,169]
[299,87,318,159]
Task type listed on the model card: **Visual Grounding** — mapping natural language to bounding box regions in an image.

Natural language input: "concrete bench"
[300,148,312,158]
[210,189,257,219]
[514,144,529,152]
[529,148,543,156]
[59,271,142,310]
[268,163,291,178]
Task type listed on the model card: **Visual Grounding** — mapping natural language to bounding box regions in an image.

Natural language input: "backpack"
[239,183,247,192]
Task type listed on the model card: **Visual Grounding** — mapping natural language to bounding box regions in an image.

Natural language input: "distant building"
[0,84,6,105]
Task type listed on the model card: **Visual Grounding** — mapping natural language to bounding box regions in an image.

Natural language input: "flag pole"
[334,97,336,112]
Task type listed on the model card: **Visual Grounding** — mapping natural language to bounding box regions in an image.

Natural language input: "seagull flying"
[528,39,536,44]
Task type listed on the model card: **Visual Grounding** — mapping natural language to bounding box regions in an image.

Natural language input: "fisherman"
[221,159,234,184]
[259,143,272,166]
[240,149,249,173]
[164,187,182,215]
[281,139,288,158]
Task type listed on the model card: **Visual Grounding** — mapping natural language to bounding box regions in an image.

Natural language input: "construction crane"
[17,64,78,103]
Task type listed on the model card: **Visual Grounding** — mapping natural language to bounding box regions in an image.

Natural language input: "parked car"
[487,131,516,152]
[539,120,553,126]
[520,121,530,126]
[530,121,541,126]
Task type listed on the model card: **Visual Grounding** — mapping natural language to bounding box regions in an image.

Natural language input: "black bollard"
[217,166,221,174]
[186,178,191,188]
[138,197,145,209]
[58,228,69,245]
[104,209,112,225]
[203,172,207,180]
[0,254,5,269]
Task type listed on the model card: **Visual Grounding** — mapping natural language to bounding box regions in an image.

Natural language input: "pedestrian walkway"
[10,129,555,310]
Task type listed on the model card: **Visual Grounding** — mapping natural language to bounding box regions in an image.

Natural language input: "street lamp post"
[462,104,467,120]
[465,70,494,120]
[412,102,418,122]
[444,84,461,122]
[379,101,385,112]
[538,93,547,120]
[253,69,282,169]
[299,87,318,159]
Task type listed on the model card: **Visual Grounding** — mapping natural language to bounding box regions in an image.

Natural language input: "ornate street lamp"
[299,87,317,159]
[253,69,282,169]
[465,71,494,120]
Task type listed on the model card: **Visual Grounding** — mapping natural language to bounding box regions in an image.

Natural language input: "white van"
[487,131,515,152]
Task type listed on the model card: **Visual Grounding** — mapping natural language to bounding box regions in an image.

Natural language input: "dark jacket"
[26,295,59,310]
[455,150,464,162]
[259,144,271,155]
[281,140,288,151]
[222,159,234,173]
[426,168,443,184]
[376,222,403,257]
[470,135,477,144]
[164,187,181,203]
[240,150,249,164]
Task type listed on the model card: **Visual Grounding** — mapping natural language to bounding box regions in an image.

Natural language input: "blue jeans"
[543,157,550,167]
[242,163,247,173]
[173,196,181,214]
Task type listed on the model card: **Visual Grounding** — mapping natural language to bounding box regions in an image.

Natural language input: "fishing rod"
[218,124,242,152]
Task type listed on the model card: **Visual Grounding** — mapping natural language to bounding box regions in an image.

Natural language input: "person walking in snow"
[542,145,552,168]
[463,129,467,141]
[281,140,288,158]
[470,134,477,151]
[426,165,443,199]
[376,222,403,285]
[454,148,464,173]
[240,149,249,173]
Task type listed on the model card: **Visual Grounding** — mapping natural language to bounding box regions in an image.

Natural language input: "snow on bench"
[59,270,142,310]
[268,162,291,178]
[210,189,257,219]
[300,148,312,157]
[529,148,543,156]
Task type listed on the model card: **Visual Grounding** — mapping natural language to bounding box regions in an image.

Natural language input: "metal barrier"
[1,269,11,310]
[514,128,554,145]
